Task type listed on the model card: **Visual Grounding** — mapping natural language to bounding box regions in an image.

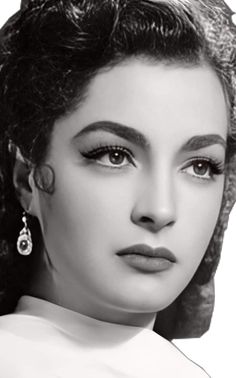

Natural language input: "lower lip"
[118,254,174,273]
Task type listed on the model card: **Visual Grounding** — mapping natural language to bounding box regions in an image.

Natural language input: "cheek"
[178,179,224,268]
[38,171,132,254]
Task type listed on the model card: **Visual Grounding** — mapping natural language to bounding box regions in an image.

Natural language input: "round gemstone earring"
[17,212,33,256]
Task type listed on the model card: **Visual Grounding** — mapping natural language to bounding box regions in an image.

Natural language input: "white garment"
[0,296,209,377]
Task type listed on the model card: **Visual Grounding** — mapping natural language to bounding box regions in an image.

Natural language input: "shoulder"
[0,311,62,341]
[169,341,211,377]
[0,325,36,377]
[142,329,210,377]
[0,313,62,378]
[0,313,32,346]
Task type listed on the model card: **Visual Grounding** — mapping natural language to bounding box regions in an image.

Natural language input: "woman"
[0,0,235,376]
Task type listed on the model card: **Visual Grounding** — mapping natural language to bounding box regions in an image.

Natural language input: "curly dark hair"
[0,0,236,338]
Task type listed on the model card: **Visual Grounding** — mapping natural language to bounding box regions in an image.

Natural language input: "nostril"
[140,216,153,224]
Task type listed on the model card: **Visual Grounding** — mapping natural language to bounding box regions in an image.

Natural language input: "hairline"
[42,53,230,166]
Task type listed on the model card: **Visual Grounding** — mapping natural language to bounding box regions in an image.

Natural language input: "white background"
[0,1,235,377]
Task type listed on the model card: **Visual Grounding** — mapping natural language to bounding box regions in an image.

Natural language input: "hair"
[0,0,236,338]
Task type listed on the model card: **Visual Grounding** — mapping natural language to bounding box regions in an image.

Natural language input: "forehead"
[56,59,228,147]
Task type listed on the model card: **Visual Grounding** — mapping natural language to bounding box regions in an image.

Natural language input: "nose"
[130,172,177,233]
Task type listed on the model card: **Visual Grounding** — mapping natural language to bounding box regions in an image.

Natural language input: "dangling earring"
[17,212,33,256]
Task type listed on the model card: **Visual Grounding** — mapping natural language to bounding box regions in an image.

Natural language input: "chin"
[113,288,177,314]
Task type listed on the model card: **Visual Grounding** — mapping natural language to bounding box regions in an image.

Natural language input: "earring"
[17,212,33,256]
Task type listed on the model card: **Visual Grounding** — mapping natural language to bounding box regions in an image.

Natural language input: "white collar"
[15,295,156,346]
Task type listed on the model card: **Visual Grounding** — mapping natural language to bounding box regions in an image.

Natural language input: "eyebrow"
[75,121,226,151]
[182,134,226,151]
[75,121,150,149]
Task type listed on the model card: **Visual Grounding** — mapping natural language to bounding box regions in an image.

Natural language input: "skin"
[18,59,228,328]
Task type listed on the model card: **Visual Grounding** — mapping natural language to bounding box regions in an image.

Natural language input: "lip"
[116,244,176,273]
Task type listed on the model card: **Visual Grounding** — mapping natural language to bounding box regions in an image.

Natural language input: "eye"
[81,145,136,168]
[182,158,224,180]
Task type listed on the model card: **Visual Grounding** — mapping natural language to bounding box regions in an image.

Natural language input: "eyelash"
[80,144,136,168]
[80,144,225,179]
[181,157,225,180]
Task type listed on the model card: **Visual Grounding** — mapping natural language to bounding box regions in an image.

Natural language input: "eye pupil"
[193,162,208,176]
[109,151,124,165]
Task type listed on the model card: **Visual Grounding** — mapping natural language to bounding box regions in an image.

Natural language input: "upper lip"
[116,244,176,262]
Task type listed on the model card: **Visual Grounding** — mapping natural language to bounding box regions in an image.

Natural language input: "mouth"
[116,244,176,273]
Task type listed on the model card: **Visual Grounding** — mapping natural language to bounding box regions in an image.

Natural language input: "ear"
[12,146,36,214]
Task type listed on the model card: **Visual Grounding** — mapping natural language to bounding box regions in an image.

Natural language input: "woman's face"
[31,59,227,323]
